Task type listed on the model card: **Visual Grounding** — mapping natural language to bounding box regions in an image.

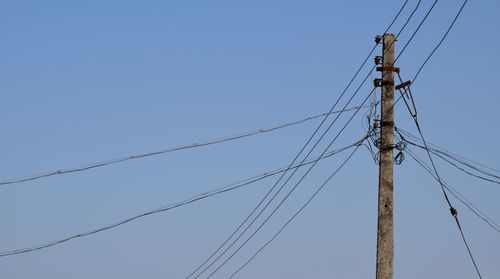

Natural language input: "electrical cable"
[412,0,469,83]
[392,0,469,113]
[188,2,428,277]
[405,147,500,233]
[226,1,475,277]
[224,1,477,276]
[399,90,483,279]
[406,138,500,185]
[395,0,439,62]
[0,138,365,258]
[204,93,374,279]
[397,127,500,181]
[0,104,371,187]
[186,98,374,279]
[393,2,484,272]
[185,2,416,277]
[397,128,500,176]
[229,142,365,278]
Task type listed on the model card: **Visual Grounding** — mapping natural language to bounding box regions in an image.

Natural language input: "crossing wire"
[393,0,469,112]
[226,1,476,276]
[229,141,365,278]
[412,0,469,83]
[188,1,432,277]
[400,78,483,279]
[396,2,482,276]
[204,91,374,279]
[217,2,443,277]
[184,1,414,277]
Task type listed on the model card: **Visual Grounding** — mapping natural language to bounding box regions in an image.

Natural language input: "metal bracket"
[376,66,400,73]
[395,80,412,90]
[374,79,394,87]
[380,120,394,127]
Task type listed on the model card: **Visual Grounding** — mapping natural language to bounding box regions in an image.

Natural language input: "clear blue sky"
[1,1,499,278]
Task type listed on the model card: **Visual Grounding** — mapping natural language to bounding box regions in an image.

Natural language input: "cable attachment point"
[374,56,382,65]
[375,35,382,44]
[373,78,395,87]
[376,66,400,74]
[450,207,458,217]
[395,80,412,91]
[395,75,418,118]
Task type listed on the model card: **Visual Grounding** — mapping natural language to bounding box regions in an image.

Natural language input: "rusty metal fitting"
[395,80,412,90]
[376,66,400,73]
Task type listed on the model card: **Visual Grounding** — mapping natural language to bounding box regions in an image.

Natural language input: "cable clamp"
[450,207,458,217]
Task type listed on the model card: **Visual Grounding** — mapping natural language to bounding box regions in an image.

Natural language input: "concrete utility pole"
[376,33,395,279]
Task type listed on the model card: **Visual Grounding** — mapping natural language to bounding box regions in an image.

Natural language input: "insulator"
[375,35,382,44]
[374,56,382,65]
[374,78,382,87]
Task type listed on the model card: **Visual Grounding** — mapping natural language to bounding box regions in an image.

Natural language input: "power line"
[0,138,365,258]
[395,0,439,62]
[396,0,423,39]
[0,104,371,187]
[391,2,483,274]
[188,2,428,277]
[400,129,500,174]
[229,142,364,278]
[226,1,474,276]
[228,2,480,276]
[186,12,391,279]
[186,100,375,279]
[404,147,500,233]
[400,130,500,185]
[393,0,469,111]
[216,1,439,274]
[204,91,375,279]
[360,0,437,124]
[399,85,483,279]
[398,128,500,179]
[191,88,375,278]
[413,0,469,83]
[384,0,410,33]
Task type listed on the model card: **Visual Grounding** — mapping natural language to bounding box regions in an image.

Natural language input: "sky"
[0,0,499,278]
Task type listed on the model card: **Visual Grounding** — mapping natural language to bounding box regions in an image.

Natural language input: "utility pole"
[376,33,396,279]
